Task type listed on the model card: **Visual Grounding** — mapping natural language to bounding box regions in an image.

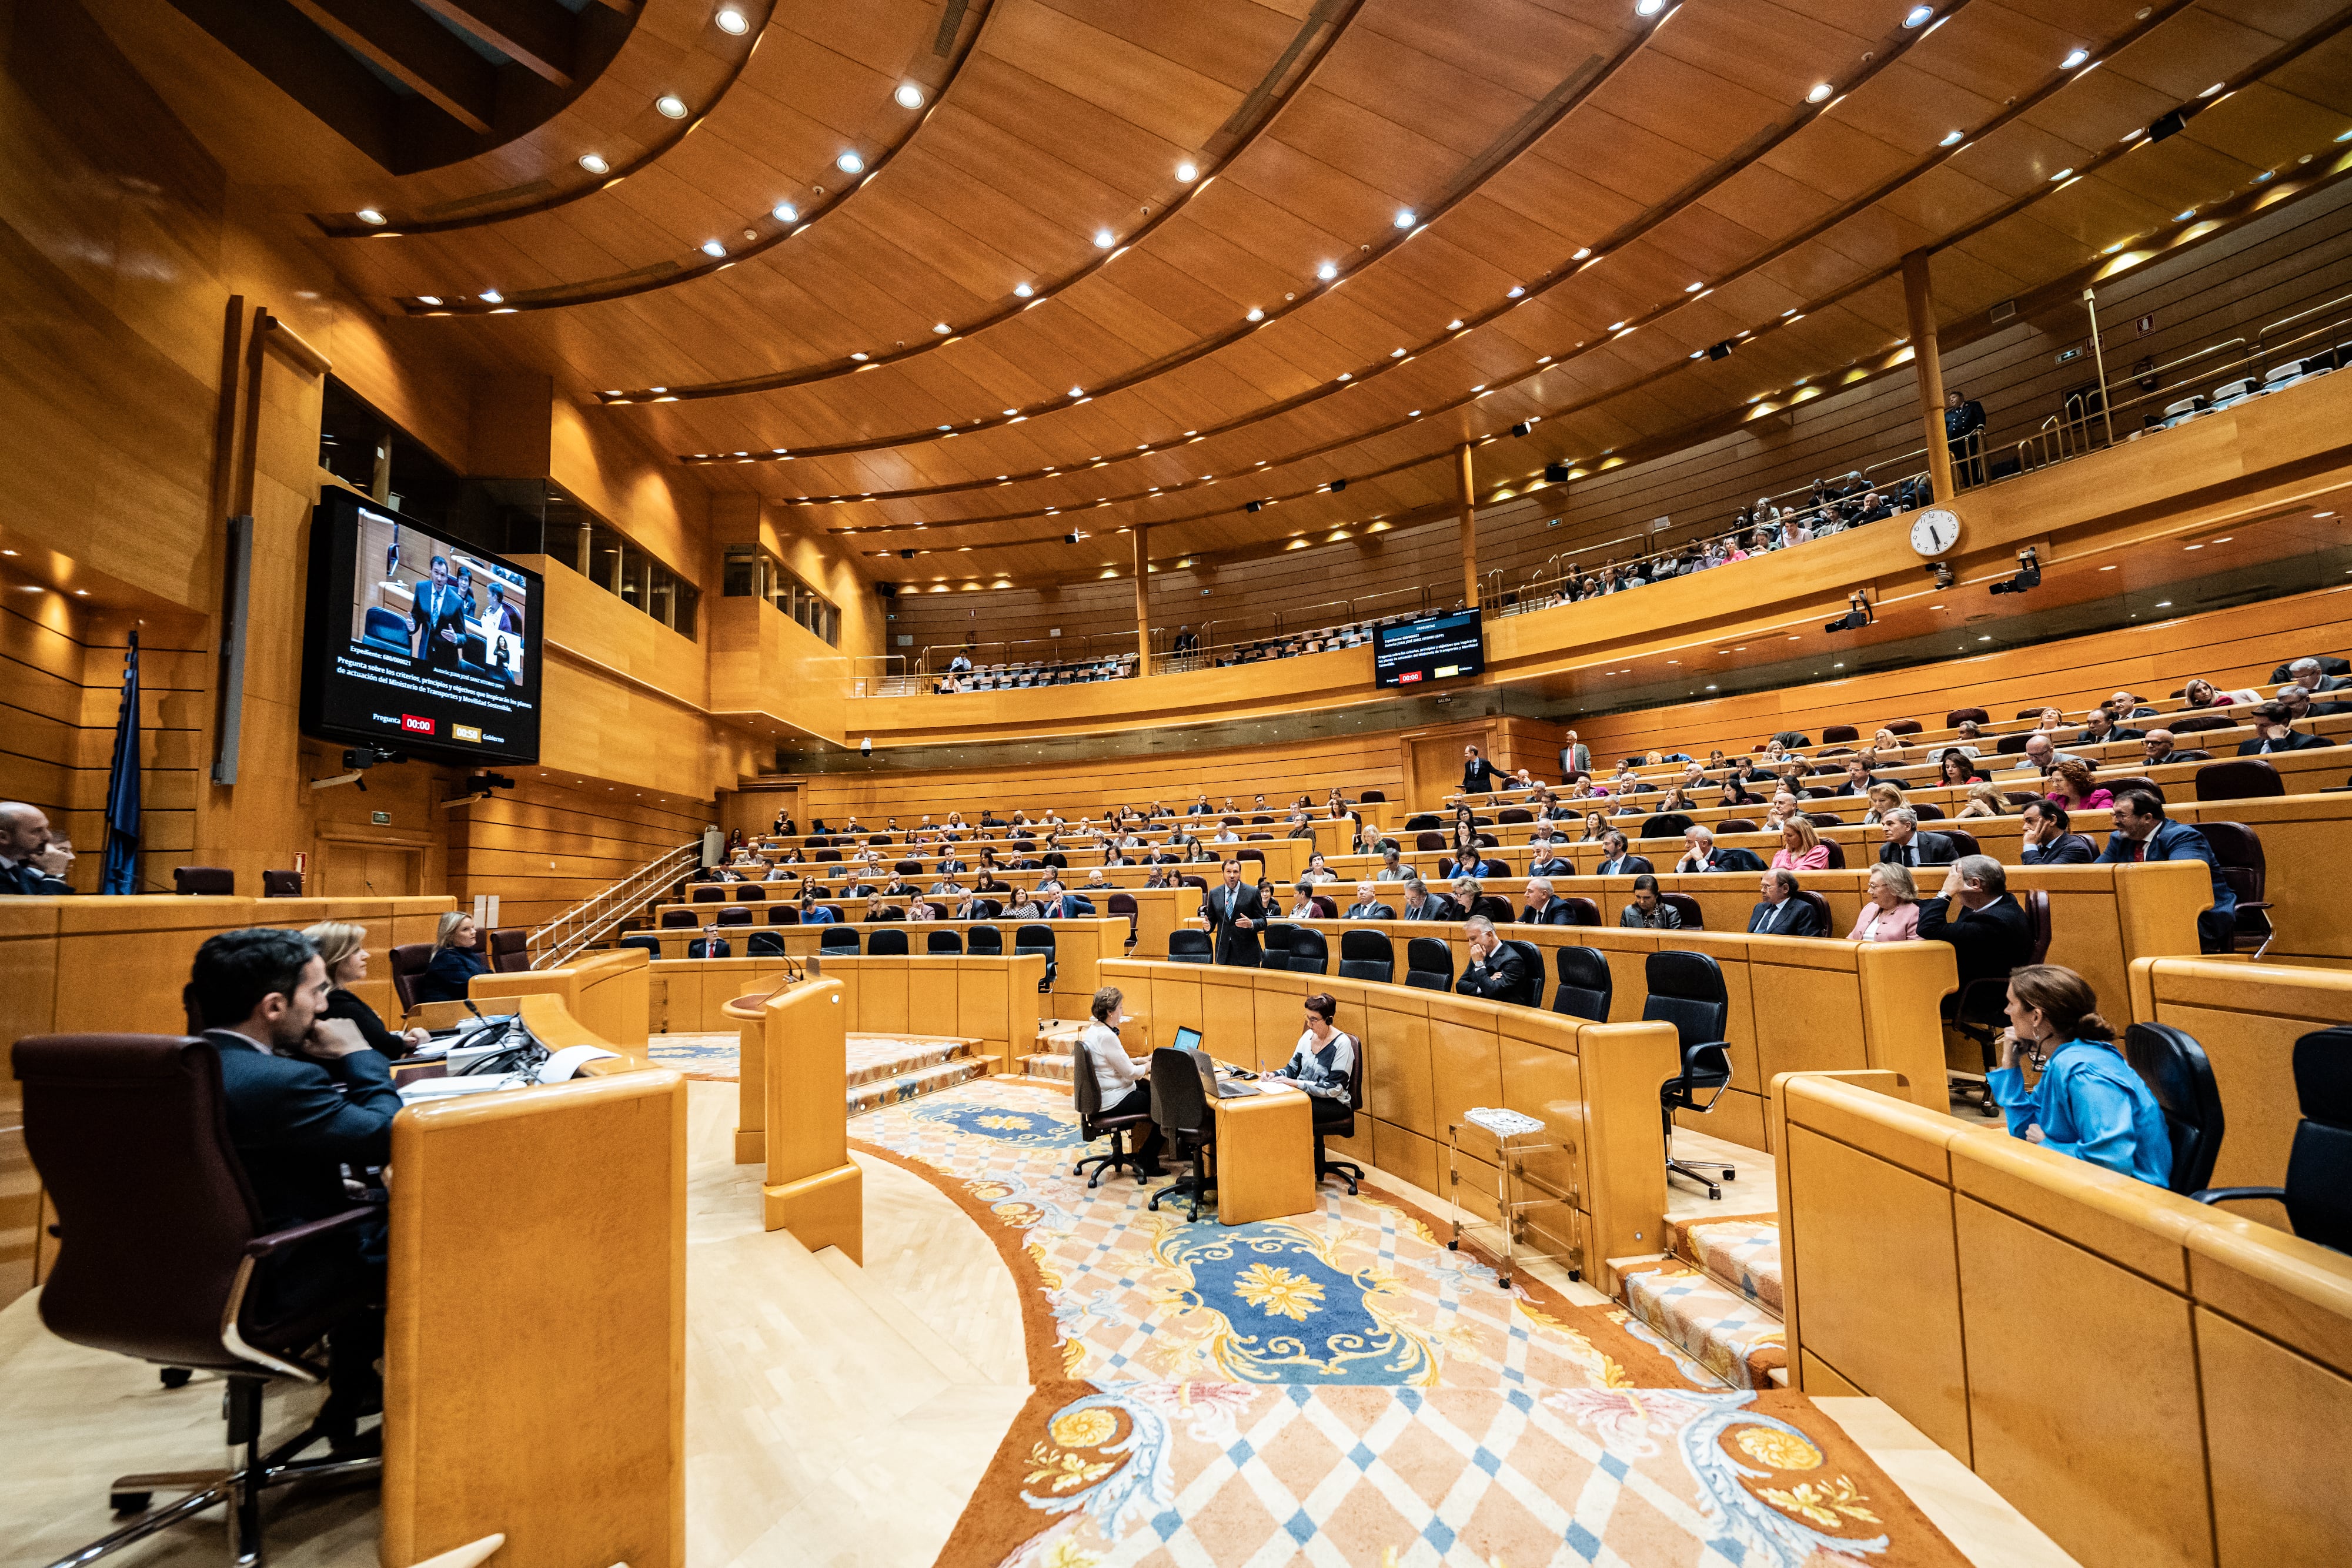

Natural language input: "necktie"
[1906,845,1917,867]
[2129,838,2146,863]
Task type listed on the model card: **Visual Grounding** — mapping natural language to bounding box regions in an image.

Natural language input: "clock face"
[1910,507,1960,557]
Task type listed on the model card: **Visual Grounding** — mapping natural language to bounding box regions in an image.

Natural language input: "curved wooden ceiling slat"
[824,16,2352,577]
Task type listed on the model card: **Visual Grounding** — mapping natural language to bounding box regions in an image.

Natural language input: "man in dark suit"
[1461,744,1506,799]
[1748,870,1825,936]
[2019,801,2097,865]
[189,927,399,1443]
[2280,657,2351,693]
[1877,808,1960,870]
[1917,856,2034,1010]
[2099,790,2236,951]
[0,801,63,893]
[1673,826,1740,873]
[2079,708,2144,746]
[1520,878,1579,926]
[2236,702,2334,754]
[1945,388,1986,486]
[1398,877,1456,922]
[1199,858,1266,966]
[2140,730,2209,768]
[1526,835,1576,878]
[1186,793,1212,816]
[1594,831,1653,877]
[410,555,472,669]
[1043,890,1095,918]
[1344,881,1395,921]
[1454,916,1535,1002]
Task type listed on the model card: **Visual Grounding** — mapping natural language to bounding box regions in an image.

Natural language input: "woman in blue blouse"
[1987,965,2170,1186]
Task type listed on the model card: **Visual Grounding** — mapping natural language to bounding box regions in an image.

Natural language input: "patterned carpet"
[850,1079,1964,1568]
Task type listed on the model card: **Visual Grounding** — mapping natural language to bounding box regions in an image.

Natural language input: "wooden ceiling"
[93,0,2352,586]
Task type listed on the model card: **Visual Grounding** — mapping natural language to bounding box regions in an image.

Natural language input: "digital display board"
[1372,609,1485,688]
[299,491,542,765]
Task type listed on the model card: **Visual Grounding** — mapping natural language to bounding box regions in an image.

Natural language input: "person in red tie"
[2097,790,2235,951]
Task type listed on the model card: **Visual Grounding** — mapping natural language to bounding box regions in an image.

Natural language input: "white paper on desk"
[536,1044,620,1084]
[397,1074,519,1102]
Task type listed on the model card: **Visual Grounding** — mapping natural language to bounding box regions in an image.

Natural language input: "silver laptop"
[1174,1026,1256,1098]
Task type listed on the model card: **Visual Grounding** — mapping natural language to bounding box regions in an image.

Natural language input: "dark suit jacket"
[321,987,404,1058]
[1462,759,1506,795]
[1877,831,1960,868]
[2237,730,2333,754]
[1595,855,1654,877]
[1917,893,2034,991]
[412,579,471,665]
[2022,833,2097,865]
[1344,901,1395,921]
[2099,820,2234,920]
[1401,895,1459,922]
[1455,942,1535,1002]
[211,1031,401,1232]
[1520,900,1578,927]
[1,860,66,894]
[2081,726,2144,744]
[1748,897,1825,937]
[1834,777,1886,796]
[1201,881,1267,965]
[1528,856,1575,877]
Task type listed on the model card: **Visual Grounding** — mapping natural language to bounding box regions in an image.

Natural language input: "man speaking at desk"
[1200,857,1266,966]
[188,927,400,1450]
[411,554,472,670]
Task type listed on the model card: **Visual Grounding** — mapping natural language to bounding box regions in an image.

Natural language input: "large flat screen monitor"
[300,491,542,765]
[1372,609,1484,688]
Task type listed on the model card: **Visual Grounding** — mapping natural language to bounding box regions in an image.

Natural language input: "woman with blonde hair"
[1771,815,1831,871]
[1988,965,2169,1184]
[1955,781,2007,820]
[1870,727,1909,760]
[1846,864,1920,942]
[304,920,430,1055]
[415,910,489,1004]
[1862,781,1906,826]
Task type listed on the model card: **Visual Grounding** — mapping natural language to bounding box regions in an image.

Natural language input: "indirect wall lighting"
[416,295,441,306]
[655,95,689,119]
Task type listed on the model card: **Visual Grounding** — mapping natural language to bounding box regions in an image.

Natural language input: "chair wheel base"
[158,1368,192,1389]
[111,1492,152,1515]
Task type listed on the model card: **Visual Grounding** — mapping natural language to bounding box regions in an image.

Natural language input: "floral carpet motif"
[852,1080,1967,1567]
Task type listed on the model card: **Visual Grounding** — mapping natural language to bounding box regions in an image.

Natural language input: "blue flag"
[101,630,141,895]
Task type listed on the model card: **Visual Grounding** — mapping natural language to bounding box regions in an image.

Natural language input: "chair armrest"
[2233,900,2273,915]
[2190,1186,2289,1208]
[245,1204,379,1259]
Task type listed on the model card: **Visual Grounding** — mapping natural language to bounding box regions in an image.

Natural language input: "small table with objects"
[1207,1063,1318,1225]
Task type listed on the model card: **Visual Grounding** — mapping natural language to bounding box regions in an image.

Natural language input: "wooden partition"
[651,952,1044,1073]
[1770,1071,2352,1568]
[2129,958,2352,1231]
[0,893,456,1309]
[1102,958,1681,1286]
[465,947,651,1047]
[652,884,1189,958]
[383,998,684,1568]
[1289,918,1955,1149]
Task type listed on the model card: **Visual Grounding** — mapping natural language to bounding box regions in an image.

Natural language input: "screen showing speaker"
[300,491,542,765]
[1371,608,1485,688]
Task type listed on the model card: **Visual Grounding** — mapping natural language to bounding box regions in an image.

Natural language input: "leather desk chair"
[1071,1041,1154,1188]
[715,907,753,928]
[1658,893,1704,930]
[1167,930,1211,964]
[2194,1025,2352,1254]
[1952,888,2053,1115]
[1147,1048,1218,1222]
[1646,951,1739,1201]
[1789,890,1833,937]
[659,909,697,929]
[260,870,302,898]
[767,904,802,925]
[1014,924,1057,990]
[747,932,787,957]
[1337,930,1393,982]
[2125,1023,2227,1195]
[866,928,909,956]
[2194,758,2284,802]
[1289,928,1330,975]
[968,925,1005,955]
[1552,947,1612,1021]
[12,1034,383,1561]
[1259,924,1295,972]
[1404,937,1453,992]
[485,927,531,971]
[926,929,964,954]
[387,942,434,1011]
[1313,1046,1367,1195]
[819,927,861,954]
[1498,940,1546,1006]
[172,867,234,895]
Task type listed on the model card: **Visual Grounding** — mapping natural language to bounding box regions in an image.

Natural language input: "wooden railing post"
[1900,249,1955,503]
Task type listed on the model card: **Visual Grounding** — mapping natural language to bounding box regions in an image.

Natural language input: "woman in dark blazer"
[415,911,491,1004]
[303,919,429,1057]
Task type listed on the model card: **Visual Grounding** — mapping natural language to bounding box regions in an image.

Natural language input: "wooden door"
[323,843,421,898]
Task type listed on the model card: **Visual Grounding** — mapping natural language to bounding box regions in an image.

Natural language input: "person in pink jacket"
[1770,817,1833,872]
[1847,862,1923,942]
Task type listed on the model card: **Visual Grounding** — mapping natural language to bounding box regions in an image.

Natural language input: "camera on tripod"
[1989,547,2041,596]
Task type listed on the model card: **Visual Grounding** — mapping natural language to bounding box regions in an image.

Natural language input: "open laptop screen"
[1172,1025,1202,1055]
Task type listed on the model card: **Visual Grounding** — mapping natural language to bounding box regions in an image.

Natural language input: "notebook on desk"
[1173,1026,1258,1098]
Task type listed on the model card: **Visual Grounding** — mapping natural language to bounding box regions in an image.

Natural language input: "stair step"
[1617,1262,1786,1391]
[1664,1212,1783,1316]
[1020,1052,1076,1089]
[844,1034,988,1115]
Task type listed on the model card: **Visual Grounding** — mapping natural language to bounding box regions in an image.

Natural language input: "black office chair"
[2194,758,2284,802]
[820,927,861,954]
[2124,1023,2227,1195]
[926,929,964,954]
[1404,937,1454,992]
[967,924,1004,955]
[1260,923,1295,972]
[1641,813,1695,842]
[2194,1025,2352,1255]
[1495,940,1546,1006]
[1554,896,1601,927]
[1107,891,1138,949]
[1646,951,1739,1201]
[1553,947,1612,1021]
[12,1034,383,1563]
[1167,930,1212,964]
[768,904,801,925]
[1659,893,1704,930]
[864,927,908,956]
[1014,924,1057,991]
[1314,1045,1368,1195]
[747,932,786,958]
[618,934,662,955]
[1337,930,1394,983]
[1147,1048,1217,1222]
[1071,1039,1153,1188]
[1472,894,1515,924]
[716,906,753,927]
[691,886,727,904]
[1290,927,1330,975]
[687,937,731,958]
[2194,822,2275,958]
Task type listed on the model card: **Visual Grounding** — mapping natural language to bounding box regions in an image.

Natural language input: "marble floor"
[0,1083,2075,1567]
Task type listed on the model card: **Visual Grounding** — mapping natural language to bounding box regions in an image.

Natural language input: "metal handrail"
[530,840,701,969]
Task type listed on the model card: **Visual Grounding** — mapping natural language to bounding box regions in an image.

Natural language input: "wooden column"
[1131,524,1150,672]
[1900,249,1954,503]
[1454,443,1479,608]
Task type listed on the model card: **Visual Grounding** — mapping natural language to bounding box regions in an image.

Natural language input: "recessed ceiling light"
[1013,281,1033,297]
[1446,318,1464,329]
[1940,130,1965,147]
[1636,0,1665,14]
[2213,536,2233,543]
[1317,262,1338,280]
[714,6,748,34]
[2156,600,2172,607]
[2062,48,2089,68]
[895,82,925,109]
[1685,281,1704,292]
[700,239,726,258]
[2100,564,2118,571]
[1175,160,1199,183]
[1609,320,1626,330]
[2049,168,2073,182]
[1003,409,1018,416]
[1506,285,1525,297]
[1903,4,1934,24]
[416,295,441,306]
[2316,510,2337,518]
[850,352,868,362]
[1408,410,1421,416]
[2184,543,2204,550]
[1068,386,1084,397]
[1092,228,1117,249]
[2176,208,2197,221]
[2199,81,2224,97]
[1395,208,1416,228]
[479,289,503,304]
[1572,247,1591,260]
[837,151,865,174]
[1806,82,1833,103]
[579,153,610,175]
[355,209,386,226]
[655,95,689,119]
[933,322,950,333]
[1246,306,1264,322]
[773,201,798,222]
